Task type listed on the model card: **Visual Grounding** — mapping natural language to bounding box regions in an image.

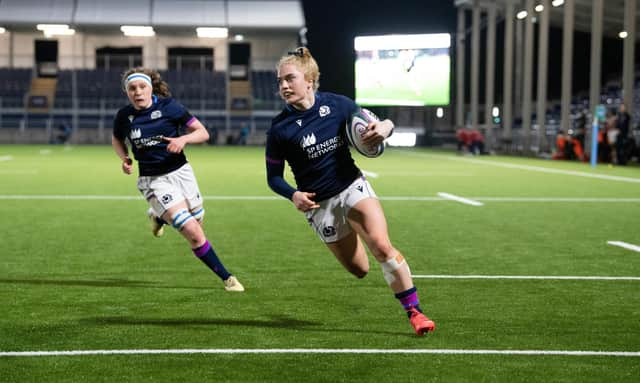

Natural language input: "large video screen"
[354,33,451,106]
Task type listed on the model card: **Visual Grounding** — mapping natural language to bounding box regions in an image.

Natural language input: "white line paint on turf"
[0,195,639,203]
[412,275,640,281]
[0,155,13,161]
[402,152,640,184]
[437,192,484,206]
[474,197,640,202]
[361,170,379,178]
[607,241,640,253]
[0,170,38,174]
[1,349,638,357]
[0,195,281,201]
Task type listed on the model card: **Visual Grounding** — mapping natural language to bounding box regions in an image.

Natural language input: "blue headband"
[123,73,152,91]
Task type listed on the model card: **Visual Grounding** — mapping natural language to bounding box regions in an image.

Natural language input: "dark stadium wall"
[302,0,630,109]
[301,0,456,99]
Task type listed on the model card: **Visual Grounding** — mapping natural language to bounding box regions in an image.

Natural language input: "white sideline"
[0,155,13,161]
[1,348,638,357]
[607,241,640,253]
[437,192,484,206]
[412,275,640,281]
[0,195,639,203]
[402,151,640,184]
[361,170,379,178]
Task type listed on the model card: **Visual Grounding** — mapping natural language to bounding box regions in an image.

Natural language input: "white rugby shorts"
[137,163,203,216]
[304,176,377,243]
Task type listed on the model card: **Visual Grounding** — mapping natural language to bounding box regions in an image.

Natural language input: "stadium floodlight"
[619,31,628,39]
[0,27,5,34]
[196,27,228,38]
[36,24,75,37]
[436,107,444,118]
[551,0,564,7]
[535,4,544,12]
[233,34,244,41]
[516,10,528,19]
[120,26,155,37]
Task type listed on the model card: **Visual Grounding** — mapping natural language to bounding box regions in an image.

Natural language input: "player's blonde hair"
[277,47,320,91]
[121,67,171,97]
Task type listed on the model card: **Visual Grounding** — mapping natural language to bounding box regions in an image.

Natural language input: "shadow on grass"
[82,315,320,329]
[81,315,410,337]
[0,278,202,289]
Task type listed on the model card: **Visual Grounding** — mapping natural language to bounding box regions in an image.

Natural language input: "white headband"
[123,73,152,91]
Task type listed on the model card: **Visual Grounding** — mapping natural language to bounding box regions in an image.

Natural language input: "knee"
[349,264,369,279]
[181,220,206,247]
[368,237,394,261]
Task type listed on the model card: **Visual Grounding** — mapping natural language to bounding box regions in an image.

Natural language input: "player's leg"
[348,197,435,335]
[174,163,243,291]
[325,230,370,278]
[147,207,166,237]
[159,201,243,291]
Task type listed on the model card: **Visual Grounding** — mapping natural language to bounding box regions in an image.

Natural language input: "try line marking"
[1,195,638,203]
[402,151,640,184]
[607,241,640,253]
[1,348,638,357]
[412,275,640,281]
[437,192,483,206]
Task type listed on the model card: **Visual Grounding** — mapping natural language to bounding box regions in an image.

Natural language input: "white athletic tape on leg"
[191,207,205,223]
[171,209,194,230]
[379,254,408,285]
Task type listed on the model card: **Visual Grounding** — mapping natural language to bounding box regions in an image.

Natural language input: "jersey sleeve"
[165,98,195,127]
[265,128,296,200]
[112,109,128,140]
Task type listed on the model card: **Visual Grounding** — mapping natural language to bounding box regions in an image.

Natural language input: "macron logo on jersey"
[130,128,142,139]
[296,119,302,126]
[301,133,316,149]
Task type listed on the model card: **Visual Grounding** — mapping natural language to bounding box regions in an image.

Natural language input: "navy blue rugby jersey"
[113,97,194,176]
[266,92,361,202]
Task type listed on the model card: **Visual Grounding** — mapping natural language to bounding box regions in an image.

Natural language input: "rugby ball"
[346,108,385,158]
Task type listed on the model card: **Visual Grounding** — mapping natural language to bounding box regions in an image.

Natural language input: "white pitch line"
[0,195,281,201]
[437,192,484,206]
[607,241,640,253]
[474,197,640,202]
[412,275,640,281]
[1,348,638,357]
[402,151,640,184]
[0,155,13,161]
[0,195,638,203]
[361,170,379,178]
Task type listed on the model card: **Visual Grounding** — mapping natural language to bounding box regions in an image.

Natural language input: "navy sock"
[395,287,423,318]
[155,216,166,226]
[192,240,231,281]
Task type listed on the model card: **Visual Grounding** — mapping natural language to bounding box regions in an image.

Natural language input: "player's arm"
[266,159,318,212]
[361,118,394,146]
[265,132,318,211]
[164,117,209,153]
[111,134,133,175]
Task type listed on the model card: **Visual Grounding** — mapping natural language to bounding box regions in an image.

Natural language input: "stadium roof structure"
[456,0,638,40]
[0,0,305,32]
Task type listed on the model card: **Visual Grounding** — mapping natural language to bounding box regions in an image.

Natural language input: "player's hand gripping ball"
[346,108,385,158]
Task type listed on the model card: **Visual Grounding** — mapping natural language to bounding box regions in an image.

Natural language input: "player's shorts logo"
[161,193,173,205]
[322,226,336,238]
